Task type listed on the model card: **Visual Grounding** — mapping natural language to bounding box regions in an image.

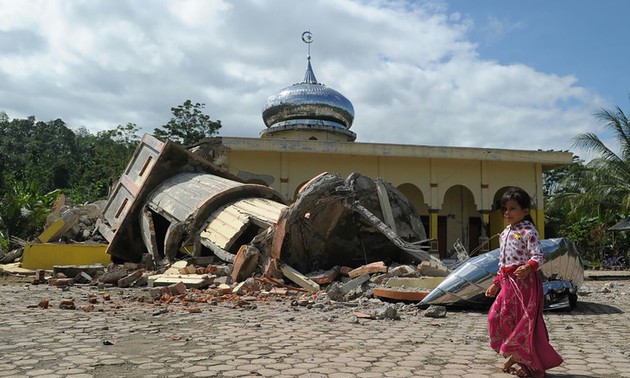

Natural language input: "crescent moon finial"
[301,31,313,44]
[302,31,313,60]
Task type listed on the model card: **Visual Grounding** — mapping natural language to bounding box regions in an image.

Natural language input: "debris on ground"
[0,134,605,320]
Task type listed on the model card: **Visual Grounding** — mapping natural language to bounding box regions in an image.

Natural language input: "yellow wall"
[215,137,568,257]
[22,243,110,270]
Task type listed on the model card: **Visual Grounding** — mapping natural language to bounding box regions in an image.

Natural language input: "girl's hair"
[500,187,535,224]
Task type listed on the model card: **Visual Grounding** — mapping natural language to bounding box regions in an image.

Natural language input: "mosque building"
[198,32,572,258]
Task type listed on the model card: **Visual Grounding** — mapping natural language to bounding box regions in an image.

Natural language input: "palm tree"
[563,98,630,266]
[572,98,630,213]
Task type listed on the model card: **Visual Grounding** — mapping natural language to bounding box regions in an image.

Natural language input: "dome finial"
[301,31,317,84]
[301,30,313,60]
[261,30,356,142]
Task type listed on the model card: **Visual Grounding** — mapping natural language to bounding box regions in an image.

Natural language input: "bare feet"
[513,368,530,377]
[501,356,516,373]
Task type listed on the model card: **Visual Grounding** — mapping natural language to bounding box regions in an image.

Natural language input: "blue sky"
[448,1,629,112]
[1,0,628,162]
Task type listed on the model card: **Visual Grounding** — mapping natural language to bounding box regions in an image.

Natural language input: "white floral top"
[498,220,544,269]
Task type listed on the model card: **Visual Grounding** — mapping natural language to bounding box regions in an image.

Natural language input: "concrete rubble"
[2,134,612,320]
[0,134,452,319]
[1,193,109,271]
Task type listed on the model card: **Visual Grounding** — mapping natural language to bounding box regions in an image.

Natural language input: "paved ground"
[0,276,627,378]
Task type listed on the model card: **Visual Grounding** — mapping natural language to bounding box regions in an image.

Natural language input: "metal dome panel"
[262,82,354,129]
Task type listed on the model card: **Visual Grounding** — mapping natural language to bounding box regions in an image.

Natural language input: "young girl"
[485,187,563,377]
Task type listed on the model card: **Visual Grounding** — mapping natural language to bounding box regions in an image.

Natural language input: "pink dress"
[488,220,563,377]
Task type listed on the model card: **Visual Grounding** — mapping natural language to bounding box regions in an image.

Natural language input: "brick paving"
[0,278,627,378]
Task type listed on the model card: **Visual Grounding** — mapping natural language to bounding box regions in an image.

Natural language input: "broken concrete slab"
[73,271,94,284]
[255,172,436,275]
[0,262,34,275]
[307,266,340,285]
[117,269,144,288]
[417,260,450,277]
[280,264,320,292]
[231,245,259,283]
[339,273,370,295]
[385,276,444,290]
[0,249,23,264]
[348,261,388,279]
[148,274,214,288]
[98,268,129,284]
[35,210,79,243]
[163,260,188,275]
[387,264,417,277]
[53,265,105,279]
[372,287,430,302]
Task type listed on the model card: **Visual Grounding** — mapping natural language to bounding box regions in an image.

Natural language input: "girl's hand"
[485,283,499,297]
[515,264,532,279]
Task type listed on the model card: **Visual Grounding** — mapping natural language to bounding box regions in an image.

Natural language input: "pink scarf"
[488,270,563,377]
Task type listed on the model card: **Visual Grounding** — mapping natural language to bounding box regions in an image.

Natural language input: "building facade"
[197,33,572,258]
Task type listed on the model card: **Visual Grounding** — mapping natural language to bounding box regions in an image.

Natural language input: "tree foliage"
[0,113,139,251]
[544,97,630,266]
[0,178,60,243]
[69,123,139,203]
[0,101,219,252]
[0,115,77,192]
[153,100,221,145]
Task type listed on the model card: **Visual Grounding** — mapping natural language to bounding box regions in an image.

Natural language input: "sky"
[1,0,629,162]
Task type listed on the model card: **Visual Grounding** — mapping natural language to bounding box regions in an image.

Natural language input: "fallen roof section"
[100,134,277,263]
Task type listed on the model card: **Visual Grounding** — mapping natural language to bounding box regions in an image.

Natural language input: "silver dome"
[261,59,355,140]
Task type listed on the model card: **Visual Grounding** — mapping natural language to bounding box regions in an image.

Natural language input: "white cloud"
[0,0,607,158]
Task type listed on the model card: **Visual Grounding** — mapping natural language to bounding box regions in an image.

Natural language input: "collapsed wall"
[253,171,432,274]
[99,134,438,278]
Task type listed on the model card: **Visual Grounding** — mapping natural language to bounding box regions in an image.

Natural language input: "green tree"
[153,100,221,145]
[572,99,630,211]
[0,115,77,194]
[70,123,139,202]
[548,97,630,266]
[0,113,139,250]
[0,177,59,247]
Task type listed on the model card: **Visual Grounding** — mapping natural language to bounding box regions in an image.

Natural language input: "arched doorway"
[440,185,480,259]
[397,183,429,238]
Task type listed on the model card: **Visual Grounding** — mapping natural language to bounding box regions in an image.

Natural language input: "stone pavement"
[0,278,628,378]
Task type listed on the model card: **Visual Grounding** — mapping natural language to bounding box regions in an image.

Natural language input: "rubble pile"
[0,196,108,266]
[43,195,108,244]
[0,134,595,317]
[30,255,450,320]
